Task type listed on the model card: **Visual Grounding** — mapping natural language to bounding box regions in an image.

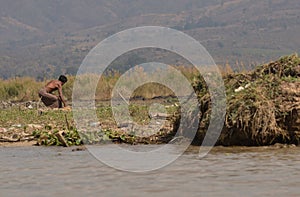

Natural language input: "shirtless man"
[38,75,68,108]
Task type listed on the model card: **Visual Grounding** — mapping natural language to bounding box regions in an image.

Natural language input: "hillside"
[0,0,300,79]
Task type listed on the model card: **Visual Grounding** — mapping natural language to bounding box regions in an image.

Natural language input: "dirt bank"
[192,54,300,146]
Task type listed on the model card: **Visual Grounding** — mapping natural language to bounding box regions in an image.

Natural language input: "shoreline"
[0,139,297,149]
[0,141,36,147]
[1,54,299,147]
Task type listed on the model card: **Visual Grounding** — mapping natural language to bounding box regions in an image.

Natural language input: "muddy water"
[1,145,300,197]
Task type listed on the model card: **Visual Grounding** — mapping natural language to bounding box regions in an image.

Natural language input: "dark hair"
[58,75,68,83]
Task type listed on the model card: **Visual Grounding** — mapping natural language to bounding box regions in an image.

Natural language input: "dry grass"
[0,65,211,102]
[0,77,43,101]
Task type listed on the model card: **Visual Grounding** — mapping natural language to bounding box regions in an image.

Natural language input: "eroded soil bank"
[191,54,300,146]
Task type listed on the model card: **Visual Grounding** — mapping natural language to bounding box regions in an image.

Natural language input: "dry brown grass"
[0,65,209,102]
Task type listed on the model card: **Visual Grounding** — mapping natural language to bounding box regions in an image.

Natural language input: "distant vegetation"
[0,65,205,102]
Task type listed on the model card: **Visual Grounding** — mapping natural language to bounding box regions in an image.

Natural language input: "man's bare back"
[45,80,62,93]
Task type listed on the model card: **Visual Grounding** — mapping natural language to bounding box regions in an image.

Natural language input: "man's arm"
[57,83,68,107]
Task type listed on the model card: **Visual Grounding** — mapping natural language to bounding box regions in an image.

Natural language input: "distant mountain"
[0,0,299,79]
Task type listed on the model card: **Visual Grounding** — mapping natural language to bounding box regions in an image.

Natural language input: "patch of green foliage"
[33,129,82,146]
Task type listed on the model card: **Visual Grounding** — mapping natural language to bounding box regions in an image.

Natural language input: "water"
[1,145,300,197]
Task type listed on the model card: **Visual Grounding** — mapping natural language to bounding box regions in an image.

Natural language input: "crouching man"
[38,75,69,109]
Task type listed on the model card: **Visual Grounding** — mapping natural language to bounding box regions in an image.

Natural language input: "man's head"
[58,75,68,84]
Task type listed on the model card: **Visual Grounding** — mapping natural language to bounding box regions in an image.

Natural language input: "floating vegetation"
[33,129,82,147]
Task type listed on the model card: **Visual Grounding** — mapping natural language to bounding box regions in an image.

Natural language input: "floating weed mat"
[191,54,300,146]
[32,113,179,146]
[33,126,178,147]
[33,129,82,146]
[33,128,114,147]
[78,113,179,145]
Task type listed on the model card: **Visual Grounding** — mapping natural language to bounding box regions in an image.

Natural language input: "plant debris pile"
[193,54,300,146]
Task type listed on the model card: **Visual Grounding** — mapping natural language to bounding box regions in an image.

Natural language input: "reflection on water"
[1,145,300,197]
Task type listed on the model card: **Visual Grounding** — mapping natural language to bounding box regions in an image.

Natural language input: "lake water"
[1,145,300,197]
